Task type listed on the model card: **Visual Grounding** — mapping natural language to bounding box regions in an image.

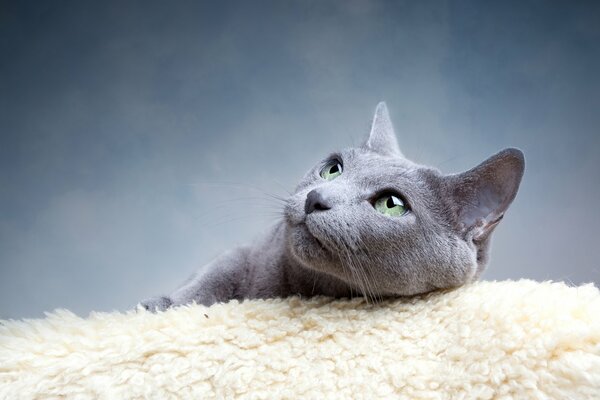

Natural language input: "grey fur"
[140,102,525,312]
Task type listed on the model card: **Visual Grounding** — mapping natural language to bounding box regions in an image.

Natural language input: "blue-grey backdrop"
[1,1,599,318]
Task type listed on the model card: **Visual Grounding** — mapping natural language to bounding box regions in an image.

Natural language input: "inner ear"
[362,102,403,157]
[446,148,525,241]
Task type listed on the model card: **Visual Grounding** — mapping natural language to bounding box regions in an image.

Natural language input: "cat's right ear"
[446,148,525,243]
[362,102,403,157]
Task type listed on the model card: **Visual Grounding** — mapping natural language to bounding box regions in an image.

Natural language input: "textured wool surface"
[1,280,600,399]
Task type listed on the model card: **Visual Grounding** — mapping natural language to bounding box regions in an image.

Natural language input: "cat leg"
[169,249,250,307]
[139,247,250,312]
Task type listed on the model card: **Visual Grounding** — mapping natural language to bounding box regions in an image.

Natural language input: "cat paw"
[139,295,173,312]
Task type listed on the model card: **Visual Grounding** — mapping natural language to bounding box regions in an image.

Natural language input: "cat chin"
[286,223,360,283]
[287,223,348,272]
[287,223,330,260]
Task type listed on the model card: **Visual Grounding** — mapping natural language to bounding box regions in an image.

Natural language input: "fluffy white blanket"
[1,280,599,399]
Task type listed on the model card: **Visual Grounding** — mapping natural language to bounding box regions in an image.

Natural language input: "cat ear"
[362,102,403,157]
[447,148,525,242]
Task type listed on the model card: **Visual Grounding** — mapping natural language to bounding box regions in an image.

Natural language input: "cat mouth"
[297,222,330,252]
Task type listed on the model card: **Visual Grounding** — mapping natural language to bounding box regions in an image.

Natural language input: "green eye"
[320,160,343,180]
[374,194,408,217]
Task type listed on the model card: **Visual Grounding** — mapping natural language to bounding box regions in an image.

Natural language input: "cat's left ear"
[362,102,403,157]
[446,148,525,242]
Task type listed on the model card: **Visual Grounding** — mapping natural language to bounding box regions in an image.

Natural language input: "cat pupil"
[330,165,339,173]
[386,197,395,208]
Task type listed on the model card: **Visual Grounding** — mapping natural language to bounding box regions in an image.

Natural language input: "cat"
[140,102,524,312]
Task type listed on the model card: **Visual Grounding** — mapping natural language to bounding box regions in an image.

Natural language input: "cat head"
[284,102,524,299]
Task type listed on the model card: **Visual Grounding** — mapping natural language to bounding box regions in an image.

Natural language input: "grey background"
[1,1,599,319]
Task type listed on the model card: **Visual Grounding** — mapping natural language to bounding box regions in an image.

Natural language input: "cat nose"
[305,189,332,214]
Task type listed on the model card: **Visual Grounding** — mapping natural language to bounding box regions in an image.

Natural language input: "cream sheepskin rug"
[1,280,600,399]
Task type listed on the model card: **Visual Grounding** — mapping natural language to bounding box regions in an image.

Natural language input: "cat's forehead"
[339,147,420,178]
[294,146,438,195]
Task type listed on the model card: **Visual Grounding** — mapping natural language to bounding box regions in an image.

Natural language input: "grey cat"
[140,102,524,312]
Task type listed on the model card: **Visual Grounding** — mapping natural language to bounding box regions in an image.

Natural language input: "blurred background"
[1,1,599,319]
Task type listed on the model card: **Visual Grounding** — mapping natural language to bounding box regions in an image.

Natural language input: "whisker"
[188,180,289,200]
[339,244,362,302]
[271,179,293,196]
[334,240,356,298]
[352,235,383,304]
[340,239,372,304]
[340,237,370,303]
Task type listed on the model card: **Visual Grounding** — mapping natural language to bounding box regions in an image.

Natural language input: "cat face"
[284,102,524,299]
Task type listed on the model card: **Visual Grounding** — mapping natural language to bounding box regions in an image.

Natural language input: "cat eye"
[374,194,408,217]
[320,160,343,181]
